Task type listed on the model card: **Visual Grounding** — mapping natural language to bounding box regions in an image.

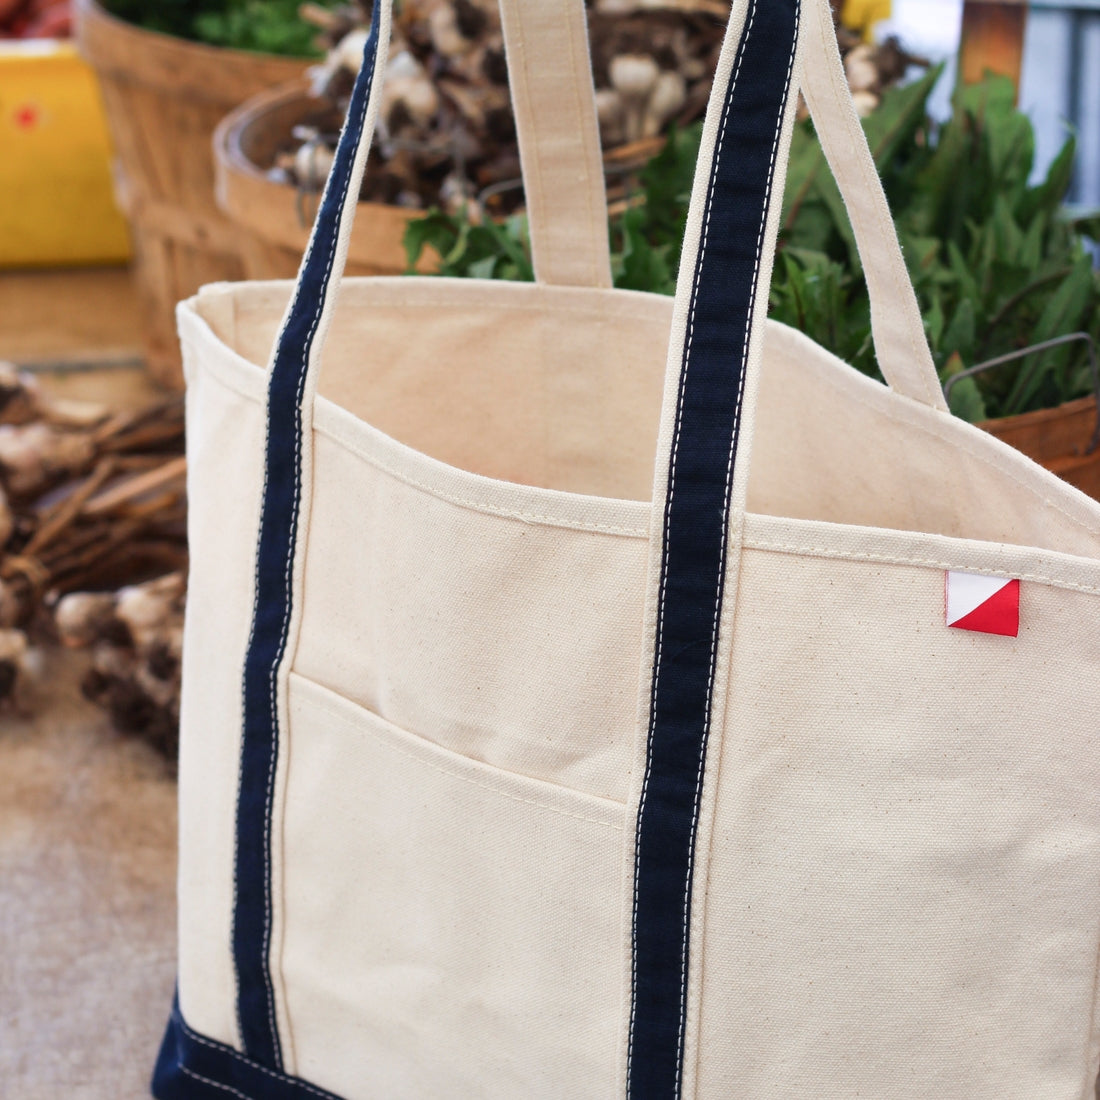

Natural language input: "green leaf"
[942,351,987,422]
[191,0,335,55]
[987,110,1034,193]
[781,122,828,234]
[942,297,977,363]
[617,211,675,294]
[1067,206,1100,242]
[479,215,535,280]
[990,195,1023,261]
[946,240,981,304]
[911,102,976,244]
[1018,210,1046,271]
[946,376,988,422]
[782,197,837,253]
[924,293,945,352]
[864,64,944,170]
[637,124,700,244]
[1022,135,1076,221]
[467,255,500,280]
[899,234,941,283]
[402,210,459,272]
[1003,255,1097,414]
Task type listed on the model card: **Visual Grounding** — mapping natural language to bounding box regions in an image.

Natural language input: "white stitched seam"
[318,423,649,535]
[178,1015,337,1100]
[230,294,672,328]
[180,1066,251,1100]
[232,109,333,1066]
[673,7,797,1093]
[233,33,334,1050]
[742,536,1100,594]
[303,694,625,828]
[627,0,759,1089]
[197,307,1100,549]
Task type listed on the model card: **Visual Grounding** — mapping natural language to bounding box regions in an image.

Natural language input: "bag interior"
[195,277,1100,561]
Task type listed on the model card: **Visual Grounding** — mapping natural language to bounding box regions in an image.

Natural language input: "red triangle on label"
[949,578,1020,636]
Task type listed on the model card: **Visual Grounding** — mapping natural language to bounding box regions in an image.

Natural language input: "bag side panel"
[175,308,268,1050]
[697,545,1100,1098]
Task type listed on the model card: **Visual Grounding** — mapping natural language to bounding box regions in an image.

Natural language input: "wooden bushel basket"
[981,396,1100,501]
[74,0,310,388]
[952,333,1100,502]
[211,83,671,283]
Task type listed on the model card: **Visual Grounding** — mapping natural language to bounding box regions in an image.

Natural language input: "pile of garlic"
[283,0,727,215]
[0,362,186,723]
[278,0,923,217]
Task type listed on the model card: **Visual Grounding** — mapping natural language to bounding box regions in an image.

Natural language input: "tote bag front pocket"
[277,674,626,1100]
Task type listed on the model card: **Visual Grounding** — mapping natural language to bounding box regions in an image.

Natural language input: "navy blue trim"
[627,2,800,1096]
[153,995,346,1100]
[233,0,382,1070]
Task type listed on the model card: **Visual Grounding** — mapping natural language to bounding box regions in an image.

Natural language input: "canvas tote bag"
[153,0,1100,1095]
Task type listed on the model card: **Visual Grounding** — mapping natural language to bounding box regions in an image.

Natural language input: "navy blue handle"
[627,1,802,1096]
[234,0,385,1071]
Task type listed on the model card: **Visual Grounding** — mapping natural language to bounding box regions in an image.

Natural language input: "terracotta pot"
[214,83,435,281]
[75,0,311,388]
[980,394,1100,499]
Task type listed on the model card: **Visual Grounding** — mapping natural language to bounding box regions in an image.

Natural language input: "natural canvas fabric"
[154,0,1100,1097]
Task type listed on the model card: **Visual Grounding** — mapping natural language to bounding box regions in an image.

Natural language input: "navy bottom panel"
[153,996,345,1100]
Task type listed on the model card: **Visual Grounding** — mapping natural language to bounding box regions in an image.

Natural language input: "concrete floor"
[0,650,177,1100]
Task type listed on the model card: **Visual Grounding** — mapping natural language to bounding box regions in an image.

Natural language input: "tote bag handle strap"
[799,0,945,409]
[628,1,950,1093]
[500,0,613,289]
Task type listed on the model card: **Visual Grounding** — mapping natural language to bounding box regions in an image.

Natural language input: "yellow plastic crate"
[0,40,130,267]
[841,0,893,41]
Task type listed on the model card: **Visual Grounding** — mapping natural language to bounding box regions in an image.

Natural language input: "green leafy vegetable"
[103,0,335,56]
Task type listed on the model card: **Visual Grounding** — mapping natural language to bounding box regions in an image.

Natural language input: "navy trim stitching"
[153,995,347,1100]
[672,7,799,1090]
[181,1067,251,1100]
[232,2,381,1070]
[178,1011,340,1099]
[626,2,800,1095]
[627,3,760,1086]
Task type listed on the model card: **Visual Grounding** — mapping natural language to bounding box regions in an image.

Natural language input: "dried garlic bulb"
[54,591,118,649]
[0,423,95,497]
[114,572,186,653]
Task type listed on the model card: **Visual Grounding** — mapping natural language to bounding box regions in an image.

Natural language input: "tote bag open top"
[154,0,1100,1096]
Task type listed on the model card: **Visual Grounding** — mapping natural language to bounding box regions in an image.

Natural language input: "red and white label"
[946,571,1020,637]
